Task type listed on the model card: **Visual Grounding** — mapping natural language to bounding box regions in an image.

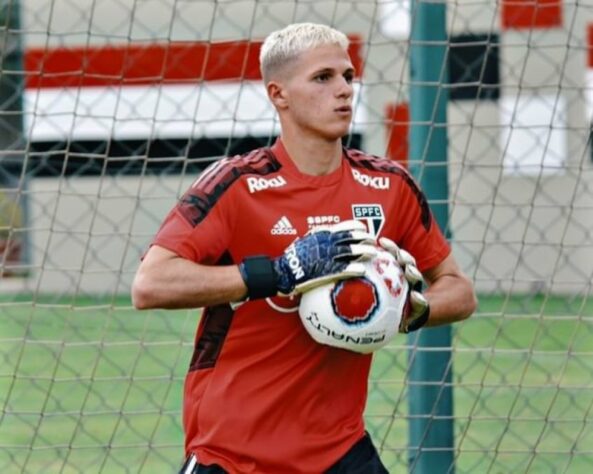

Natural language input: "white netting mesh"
[1,1,592,472]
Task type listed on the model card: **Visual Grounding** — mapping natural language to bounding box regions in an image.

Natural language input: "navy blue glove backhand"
[274,220,377,295]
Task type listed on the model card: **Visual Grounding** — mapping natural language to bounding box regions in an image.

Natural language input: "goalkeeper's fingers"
[378,237,416,265]
[335,230,376,245]
[410,291,429,314]
[378,237,424,285]
[293,262,366,294]
[308,219,371,239]
[404,264,424,288]
[328,219,368,233]
[400,291,430,333]
[334,243,378,262]
[378,236,398,255]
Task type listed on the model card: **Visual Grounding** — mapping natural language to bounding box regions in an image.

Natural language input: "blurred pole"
[0,0,27,275]
[408,1,454,473]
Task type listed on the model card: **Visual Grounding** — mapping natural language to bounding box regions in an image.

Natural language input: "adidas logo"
[271,216,297,236]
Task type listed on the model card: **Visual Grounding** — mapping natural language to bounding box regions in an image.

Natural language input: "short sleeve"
[394,174,450,272]
[150,177,234,264]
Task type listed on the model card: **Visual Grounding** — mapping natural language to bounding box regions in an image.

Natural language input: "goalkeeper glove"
[378,237,430,333]
[239,220,377,299]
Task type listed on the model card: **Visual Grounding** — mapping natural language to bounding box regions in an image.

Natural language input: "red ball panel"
[331,277,378,324]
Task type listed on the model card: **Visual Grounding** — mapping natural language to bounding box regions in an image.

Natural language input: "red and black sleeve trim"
[189,303,235,371]
[344,148,432,231]
[178,148,281,227]
[189,252,236,371]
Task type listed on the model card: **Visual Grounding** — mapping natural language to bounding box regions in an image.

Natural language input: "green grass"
[351,293,592,473]
[1,294,592,473]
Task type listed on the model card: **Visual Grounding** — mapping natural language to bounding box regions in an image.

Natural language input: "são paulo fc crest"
[352,204,385,237]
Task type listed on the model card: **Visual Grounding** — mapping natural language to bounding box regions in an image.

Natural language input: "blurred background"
[1,1,592,473]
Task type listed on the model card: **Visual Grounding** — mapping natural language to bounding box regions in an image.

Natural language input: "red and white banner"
[23,39,367,142]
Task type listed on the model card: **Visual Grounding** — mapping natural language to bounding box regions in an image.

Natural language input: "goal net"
[1,0,592,472]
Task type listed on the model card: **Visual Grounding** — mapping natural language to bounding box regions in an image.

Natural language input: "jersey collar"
[270,138,345,187]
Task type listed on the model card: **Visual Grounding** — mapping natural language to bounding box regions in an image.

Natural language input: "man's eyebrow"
[311,67,334,75]
[311,66,356,75]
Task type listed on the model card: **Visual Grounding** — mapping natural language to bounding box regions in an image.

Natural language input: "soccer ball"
[298,248,409,354]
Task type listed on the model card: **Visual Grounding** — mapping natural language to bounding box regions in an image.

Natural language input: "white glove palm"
[378,237,430,333]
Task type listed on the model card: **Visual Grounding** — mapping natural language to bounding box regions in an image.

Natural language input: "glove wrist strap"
[239,255,278,299]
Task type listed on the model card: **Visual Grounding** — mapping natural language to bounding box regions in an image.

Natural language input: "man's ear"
[267,80,289,110]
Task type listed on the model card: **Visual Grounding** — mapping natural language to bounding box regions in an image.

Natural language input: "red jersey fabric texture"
[151,138,450,473]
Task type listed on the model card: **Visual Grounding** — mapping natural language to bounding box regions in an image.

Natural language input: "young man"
[132,23,476,474]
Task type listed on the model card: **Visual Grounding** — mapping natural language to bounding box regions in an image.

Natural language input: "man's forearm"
[132,246,247,309]
[423,273,476,327]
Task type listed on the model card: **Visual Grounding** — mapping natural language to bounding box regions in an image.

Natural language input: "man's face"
[272,44,355,141]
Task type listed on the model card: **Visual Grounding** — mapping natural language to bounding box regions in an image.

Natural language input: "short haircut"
[259,23,350,84]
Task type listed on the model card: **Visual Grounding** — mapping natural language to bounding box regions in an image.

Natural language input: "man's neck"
[280,133,343,176]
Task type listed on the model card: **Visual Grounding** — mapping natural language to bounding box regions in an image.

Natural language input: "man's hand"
[378,237,430,333]
[274,220,377,294]
[239,220,377,299]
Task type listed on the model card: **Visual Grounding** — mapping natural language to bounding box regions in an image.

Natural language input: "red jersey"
[152,138,450,473]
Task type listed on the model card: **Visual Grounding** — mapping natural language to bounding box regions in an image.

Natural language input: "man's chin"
[322,127,351,142]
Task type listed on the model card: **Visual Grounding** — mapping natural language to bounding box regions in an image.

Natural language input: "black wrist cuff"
[239,255,278,299]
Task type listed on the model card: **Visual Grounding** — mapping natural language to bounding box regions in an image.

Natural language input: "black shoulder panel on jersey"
[178,148,282,227]
[344,148,432,231]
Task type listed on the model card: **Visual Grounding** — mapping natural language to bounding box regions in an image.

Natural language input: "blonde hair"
[259,23,349,83]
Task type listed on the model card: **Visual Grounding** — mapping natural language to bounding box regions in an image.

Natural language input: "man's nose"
[336,77,353,98]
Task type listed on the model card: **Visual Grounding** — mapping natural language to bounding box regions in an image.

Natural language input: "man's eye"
[344,74,354,84]
[315,73,331,82]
